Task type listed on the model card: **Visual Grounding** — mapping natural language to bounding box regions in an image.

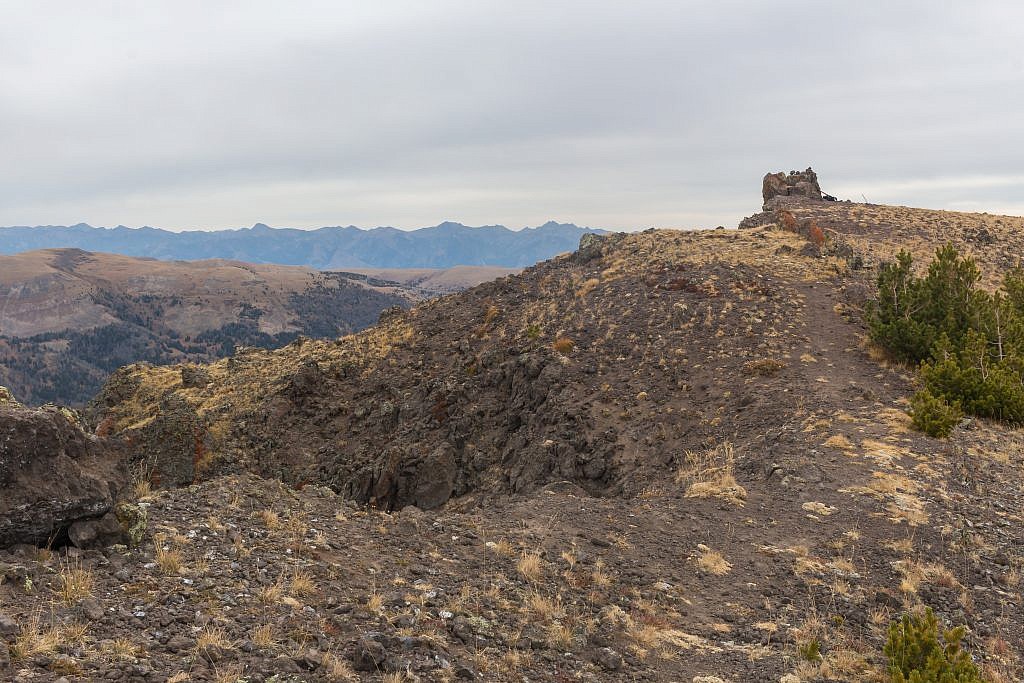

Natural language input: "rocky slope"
[1,189,1023,681]
[0,250,505,406]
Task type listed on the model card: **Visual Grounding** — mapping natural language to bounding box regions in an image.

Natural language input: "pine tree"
[884,608,981,682]
[871,244,1024,433]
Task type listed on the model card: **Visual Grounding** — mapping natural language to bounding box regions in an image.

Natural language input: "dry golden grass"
[517,551,544,582]
[1004,567,1020,588]
[154,544,184,575]
[576,277,600,298]
[636,485,663,499]
[191,553,210,576]
[877,407,913,433]
[546,621,574,650]
[251,624,277,649]
[258,580,286,605]
[886,536,915,554]
[830,557,857,574]
[695,545,732,575]
[108,637,141,661]
[553,336,575,354]
[289,568,316,597]
[61,621,90,647]
[526,592,565,620]
[132,478,154,501]
[842,470,929,527]
[47,655,82,677]
[322,652,359,681]
[792,612,825,652]
[167,673,191,683]
[818,647,869,678]
[366,590,384,614]
[258,508,281,530]
[824,433,853,449]
[195,625,234,652]
[57,559,95,605]
[591,559,612,588]
[869,606,893,630]
[982,665,1017,683]
[9,616,62,660]
[802,501,837,517]
[212,663,247,683]
[830,577,852,597]
[231,534,252,559]
[488,538,516,557]
[626,623,709,659]
[679,442,747,506]
[495,649,528,677]
[742,358,786,376]
[896,560,962,595]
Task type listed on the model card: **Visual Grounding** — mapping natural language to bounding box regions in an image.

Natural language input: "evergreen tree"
[884,608,981,682]
[870,244,1024,433]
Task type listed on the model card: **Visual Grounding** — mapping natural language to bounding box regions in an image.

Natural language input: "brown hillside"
[2,199,1022,681]
[0,250,505,405]
[342,266,521,294]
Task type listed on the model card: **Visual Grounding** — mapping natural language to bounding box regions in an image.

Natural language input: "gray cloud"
[1,1,1022,231]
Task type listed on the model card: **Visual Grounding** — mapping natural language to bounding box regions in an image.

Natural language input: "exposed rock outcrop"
[0,390,125,548]
[740,168,839,228]
[89,366,213,488]
[762,167,823,207]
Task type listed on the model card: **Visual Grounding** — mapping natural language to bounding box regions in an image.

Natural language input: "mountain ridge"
[0,220,605,269]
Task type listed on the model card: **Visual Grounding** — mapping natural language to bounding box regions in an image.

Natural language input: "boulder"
[738,210,778,230]
[114,501,148,547]
[575,232,625,264]
[593,647,624,671]
[0,392,125,548]
[0,613,18,638]
[351,634,388,671]
[66,502,147,549]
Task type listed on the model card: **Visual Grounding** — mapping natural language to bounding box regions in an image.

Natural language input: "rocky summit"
[1,179,1023,681]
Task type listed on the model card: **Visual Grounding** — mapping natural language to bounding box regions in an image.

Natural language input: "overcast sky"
[1,1,1022,231]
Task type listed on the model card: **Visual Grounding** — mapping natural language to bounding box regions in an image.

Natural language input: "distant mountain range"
[0,221,605,269]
